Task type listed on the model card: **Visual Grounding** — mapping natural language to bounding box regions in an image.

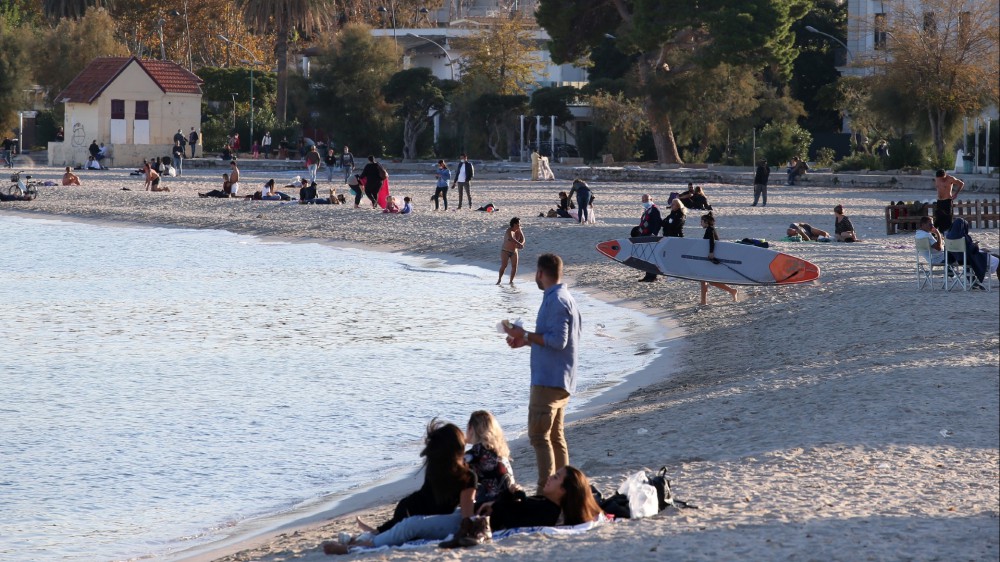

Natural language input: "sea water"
[0,214,664,562]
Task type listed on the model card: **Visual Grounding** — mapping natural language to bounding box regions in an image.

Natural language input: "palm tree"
[42,0,112,21]
[240,0,335,123]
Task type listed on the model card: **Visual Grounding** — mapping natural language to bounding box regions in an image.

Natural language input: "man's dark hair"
[368,155,376,162]
[920,216,933,227]
[537,253,562,280]
[935,169,946,177]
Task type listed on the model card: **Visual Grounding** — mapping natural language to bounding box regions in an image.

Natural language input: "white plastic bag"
[617,471,659,519]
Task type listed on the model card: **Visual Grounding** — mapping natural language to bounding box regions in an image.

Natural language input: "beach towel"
[343,517,610,554]
[377,178,390,209]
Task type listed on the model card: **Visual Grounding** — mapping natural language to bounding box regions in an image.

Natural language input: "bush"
[833,153,883,172]
[759,122,812,166]
[815,147,836,168]
[884,138,924,169]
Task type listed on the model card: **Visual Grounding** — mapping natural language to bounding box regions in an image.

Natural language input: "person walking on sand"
[752,159,769,206]
[933,168,964,232]
[431,160,450,211]
[497,217,525,285]
[324,148,338,182]
[341,145,355,182]
[360,155,385,208]
[261,131,272,159]
[700,213,738,305]
[188,127,199,158]
[304,145,321,183]
[502,253,582,492]
[453,153,474,209]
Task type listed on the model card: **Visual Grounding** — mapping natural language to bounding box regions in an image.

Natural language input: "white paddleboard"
[596,236,820,285]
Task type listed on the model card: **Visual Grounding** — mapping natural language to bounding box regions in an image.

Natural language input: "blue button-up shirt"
[530,283,581,393]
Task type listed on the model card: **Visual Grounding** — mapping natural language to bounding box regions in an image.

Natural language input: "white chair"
[944,238,990,292]
[915,237,945,289]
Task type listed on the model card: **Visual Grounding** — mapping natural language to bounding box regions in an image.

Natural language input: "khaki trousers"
[528,385,571,492]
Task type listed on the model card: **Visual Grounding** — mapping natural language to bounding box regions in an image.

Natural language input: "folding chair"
[915,237,945,289]
[944,238,990,292]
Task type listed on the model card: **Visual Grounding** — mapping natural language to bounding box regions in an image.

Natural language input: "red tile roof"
[57,56,203,104]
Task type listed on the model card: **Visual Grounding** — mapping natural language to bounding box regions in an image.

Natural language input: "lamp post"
[804,25,854,63]
[219,35,264,145]
[378,4,398,56]
[156,11,180,61]
[404,33,455,80]
[230,93,238,129]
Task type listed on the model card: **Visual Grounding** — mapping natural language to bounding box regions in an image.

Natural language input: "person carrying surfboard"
[700,213,739,305]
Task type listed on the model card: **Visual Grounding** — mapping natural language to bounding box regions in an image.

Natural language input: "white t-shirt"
[915,230,944,263]
[456,161,468,183]
[262,184,272,197]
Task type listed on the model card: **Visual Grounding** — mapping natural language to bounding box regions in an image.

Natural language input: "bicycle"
[7,171,40,198]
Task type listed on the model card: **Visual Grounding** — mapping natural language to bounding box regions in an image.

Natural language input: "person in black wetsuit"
[700,212,738,305]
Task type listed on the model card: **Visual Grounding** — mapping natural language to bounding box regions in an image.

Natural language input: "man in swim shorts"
[933,169,964,232]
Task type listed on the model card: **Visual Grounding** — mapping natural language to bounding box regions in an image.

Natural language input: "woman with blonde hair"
[465,410,518,505]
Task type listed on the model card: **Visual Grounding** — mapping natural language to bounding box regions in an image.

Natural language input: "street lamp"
[404,33,456,80]
[230,92,239,129]
[805,25,854,63]
[378,5,398,55]
[219,34,264,145]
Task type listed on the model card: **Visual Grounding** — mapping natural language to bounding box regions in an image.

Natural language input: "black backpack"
[593,467,695,518]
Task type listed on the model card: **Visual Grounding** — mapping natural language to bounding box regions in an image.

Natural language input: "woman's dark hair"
[701,212,715,227]
[510,217,520,227]
[368,155,376,162]
[420,418,467,504]
[834,204,844,215]
[560,466,603,525]
[265,179,275,188]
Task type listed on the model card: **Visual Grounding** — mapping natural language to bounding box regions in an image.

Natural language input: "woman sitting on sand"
[787,222,829,241]
[62,167,81,186]
[833,205,859,242]
[327,465,602,554]
[701,213,739,305]
[352,420,476,540]
[199,174,232,198]
[681,185,712,210]
[465,410,520,506]
[497,217,525,285]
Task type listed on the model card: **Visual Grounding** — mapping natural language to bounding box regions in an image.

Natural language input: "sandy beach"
[4,164,998,561]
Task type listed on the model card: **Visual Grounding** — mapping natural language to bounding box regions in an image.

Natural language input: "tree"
[473,93,528,159]
[31,8,127,105]
[240,0,335,122]
[0,18,32,133]
[589,91,648,162]
[530,86,577,138]
[867,0,999,160]
[789,0,847,133]
[537,0,810,164]
[311,24,397,155]
[382,68,455,160]
[42,0,111,21]
[455,12,544,96]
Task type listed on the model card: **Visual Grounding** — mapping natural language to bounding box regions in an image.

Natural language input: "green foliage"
[0,18,32,133]
[311,24,397,156]
[529,86,578,127]
[789,0,847,133]
[42,0,111,22]
[382,68,453,159]
[35,109,61,146]
[758,121,812,165]
[196,66,277,105]
[833,153,882,172]
[588,91,648,162]
[1,0,43,27]
[815,147,836,168]
[576,123,608,163]
[884,138,925,170]
[31,7,127,105]
[473,93,529,159]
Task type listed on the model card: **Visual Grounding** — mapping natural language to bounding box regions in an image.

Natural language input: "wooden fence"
[885,198,1000,234]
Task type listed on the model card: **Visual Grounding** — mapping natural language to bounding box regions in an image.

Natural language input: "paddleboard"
[596,236,820,285]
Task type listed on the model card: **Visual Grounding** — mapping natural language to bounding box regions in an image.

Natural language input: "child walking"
[497,217,525,285]
[700,212,738,305]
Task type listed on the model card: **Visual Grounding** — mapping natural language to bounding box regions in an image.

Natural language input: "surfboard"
[596,236,820,285]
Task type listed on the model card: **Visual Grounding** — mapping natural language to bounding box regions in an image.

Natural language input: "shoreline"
[3,168,997,562]
[4,207,684,562]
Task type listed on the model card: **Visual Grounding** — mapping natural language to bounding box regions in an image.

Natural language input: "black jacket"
[637,204,663,236]
[452,160,474,183]
[754,164,770,185]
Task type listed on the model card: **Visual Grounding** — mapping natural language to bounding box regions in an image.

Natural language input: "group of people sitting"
[786,205,860,243]
[667,183,713,211]
[323,411,603,555]
[917,216,1000,287]
[786,157,809,185]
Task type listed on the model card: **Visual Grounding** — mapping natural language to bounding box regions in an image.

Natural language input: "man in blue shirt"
[503,253,582,491]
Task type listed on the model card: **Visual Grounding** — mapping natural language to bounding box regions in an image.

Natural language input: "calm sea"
[0,214,663,561]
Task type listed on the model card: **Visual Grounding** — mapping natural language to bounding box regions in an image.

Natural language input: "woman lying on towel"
[323,465,602,554]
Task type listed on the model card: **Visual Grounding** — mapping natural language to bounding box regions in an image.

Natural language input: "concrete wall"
[49,142,181,168]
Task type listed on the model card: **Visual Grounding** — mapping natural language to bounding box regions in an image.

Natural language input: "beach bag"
[618,470,659,518]
[439,516,492,549]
